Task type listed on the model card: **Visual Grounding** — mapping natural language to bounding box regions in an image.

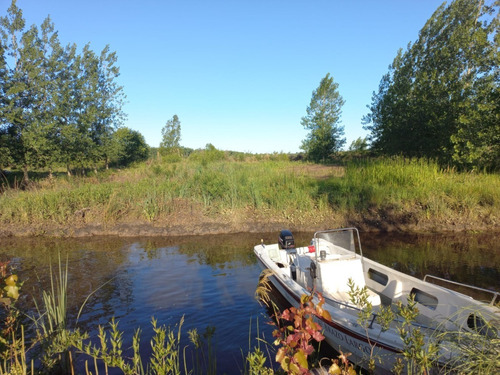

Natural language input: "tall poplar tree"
[301,73,345,162]
[0,41,10,171]
[363,0,499,169]
[0,0,126,177]
[160,114,181,153]
[1,15,59,181]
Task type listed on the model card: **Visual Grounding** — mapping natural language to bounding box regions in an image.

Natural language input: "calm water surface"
[3,231,499,373]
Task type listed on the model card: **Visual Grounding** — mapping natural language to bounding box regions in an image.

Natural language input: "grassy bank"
[0,155,499,236]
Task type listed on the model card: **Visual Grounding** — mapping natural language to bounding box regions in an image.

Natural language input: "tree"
[348,137,369,153]
[0,1,126,178]
[0,0,126,178]
[160,114,181,153]
[363,0,499,170]
[109,127,149,167]
[0,39,11,171]
[300,73,345,162]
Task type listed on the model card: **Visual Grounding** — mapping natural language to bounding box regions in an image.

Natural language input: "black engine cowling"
[278,229,295,249]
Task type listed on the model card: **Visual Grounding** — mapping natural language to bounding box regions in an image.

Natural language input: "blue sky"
[2,0,448,153]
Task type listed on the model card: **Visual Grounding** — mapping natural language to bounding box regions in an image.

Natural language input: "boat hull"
[256,256,399,374]
[254,228,499,373]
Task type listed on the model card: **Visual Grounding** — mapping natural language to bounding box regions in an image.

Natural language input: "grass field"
[1,153,499,236]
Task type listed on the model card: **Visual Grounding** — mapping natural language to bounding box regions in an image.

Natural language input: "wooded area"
[0,0,498,185]
[363,0,499,171]
[0,1,149,184]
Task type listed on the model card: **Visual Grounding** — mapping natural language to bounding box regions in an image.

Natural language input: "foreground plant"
[394,295,439,375]
[77,316,185,375]
[441,310,500,374]
[325,351,357,375]
[30,252,88,373]
[187,325,217,375]
[0,261,27,374]
[347,278,395,373]
[271,291,332,374]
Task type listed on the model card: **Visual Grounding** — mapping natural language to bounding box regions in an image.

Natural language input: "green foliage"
[271,291,332,374]
[246,347,273,375]
[188,143,227,165]
[323,157,500,226]
[347,278,375,327]
[1,157,499,232]
[160,114,182,154]
[31,252,88,373]
[77,316,218,375]
[394,295,439,375]
[443,312,500,374]
[110,127,150,167]
[0,0,126,180]
[347,278,395,372]
[0,261,22,366]
[78,317,143,375]
[301,73,346,162]
[363,0,499,170]
[348,137,369,153]
[187,325,217,375]
[142,191,160,222]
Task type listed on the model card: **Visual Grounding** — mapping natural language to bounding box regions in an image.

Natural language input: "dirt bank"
[0,210,496,238]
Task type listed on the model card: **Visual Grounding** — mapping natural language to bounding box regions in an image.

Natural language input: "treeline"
[1,0,498,186]
[0,1,149,183]
[363,0,499,171]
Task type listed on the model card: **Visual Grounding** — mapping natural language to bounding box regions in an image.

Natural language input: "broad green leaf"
[4,285,19,300]
[5,274,18,286]
[293,349,308,370]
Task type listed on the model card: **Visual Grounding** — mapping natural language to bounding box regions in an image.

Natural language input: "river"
[2,231,499,373]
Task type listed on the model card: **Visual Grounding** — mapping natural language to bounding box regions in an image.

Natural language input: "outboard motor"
[279,229,295,250]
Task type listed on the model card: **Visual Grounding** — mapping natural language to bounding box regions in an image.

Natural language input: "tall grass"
[31,252,86,373]
[325,157,500,226]
[0,156,499,231]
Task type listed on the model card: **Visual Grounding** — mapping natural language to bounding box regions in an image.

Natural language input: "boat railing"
[423,274,499,306]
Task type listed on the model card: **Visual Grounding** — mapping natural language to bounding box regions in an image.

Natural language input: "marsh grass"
[0,156,499,230]
[30,252,88,373]
[432,309,500,374]
[0,326,33,375]
[324,157,500,226]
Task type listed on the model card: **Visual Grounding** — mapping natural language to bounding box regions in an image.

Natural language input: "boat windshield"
[313,228,362,258]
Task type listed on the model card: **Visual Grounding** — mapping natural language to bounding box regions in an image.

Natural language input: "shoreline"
[1,216,497,238]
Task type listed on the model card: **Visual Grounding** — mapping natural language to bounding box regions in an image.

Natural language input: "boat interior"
[261,228,499,335]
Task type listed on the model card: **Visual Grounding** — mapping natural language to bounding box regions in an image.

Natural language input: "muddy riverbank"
[1,209,496,238]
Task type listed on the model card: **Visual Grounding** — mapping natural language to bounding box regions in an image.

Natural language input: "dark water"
[2,231,499,373]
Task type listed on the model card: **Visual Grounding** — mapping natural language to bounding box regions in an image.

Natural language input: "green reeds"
[31,252,84,373]
[37,252,68,338]
[1,156,499,230]
[433,309,500,374]
[0,326,33,375]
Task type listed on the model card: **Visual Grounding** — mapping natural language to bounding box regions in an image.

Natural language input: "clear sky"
[2,0,448,153]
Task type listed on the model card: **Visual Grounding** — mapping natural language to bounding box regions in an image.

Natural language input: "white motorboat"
[254,228,499,373]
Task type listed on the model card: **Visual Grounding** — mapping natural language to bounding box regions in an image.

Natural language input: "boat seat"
[266,244,282,263]
[316,257,381,307]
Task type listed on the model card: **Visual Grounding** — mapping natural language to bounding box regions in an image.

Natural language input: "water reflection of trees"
[2,231,498,333]
[173,234,259,268]
[361,232,500,290]
[0,237,135,330]
[172,232,321,268]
